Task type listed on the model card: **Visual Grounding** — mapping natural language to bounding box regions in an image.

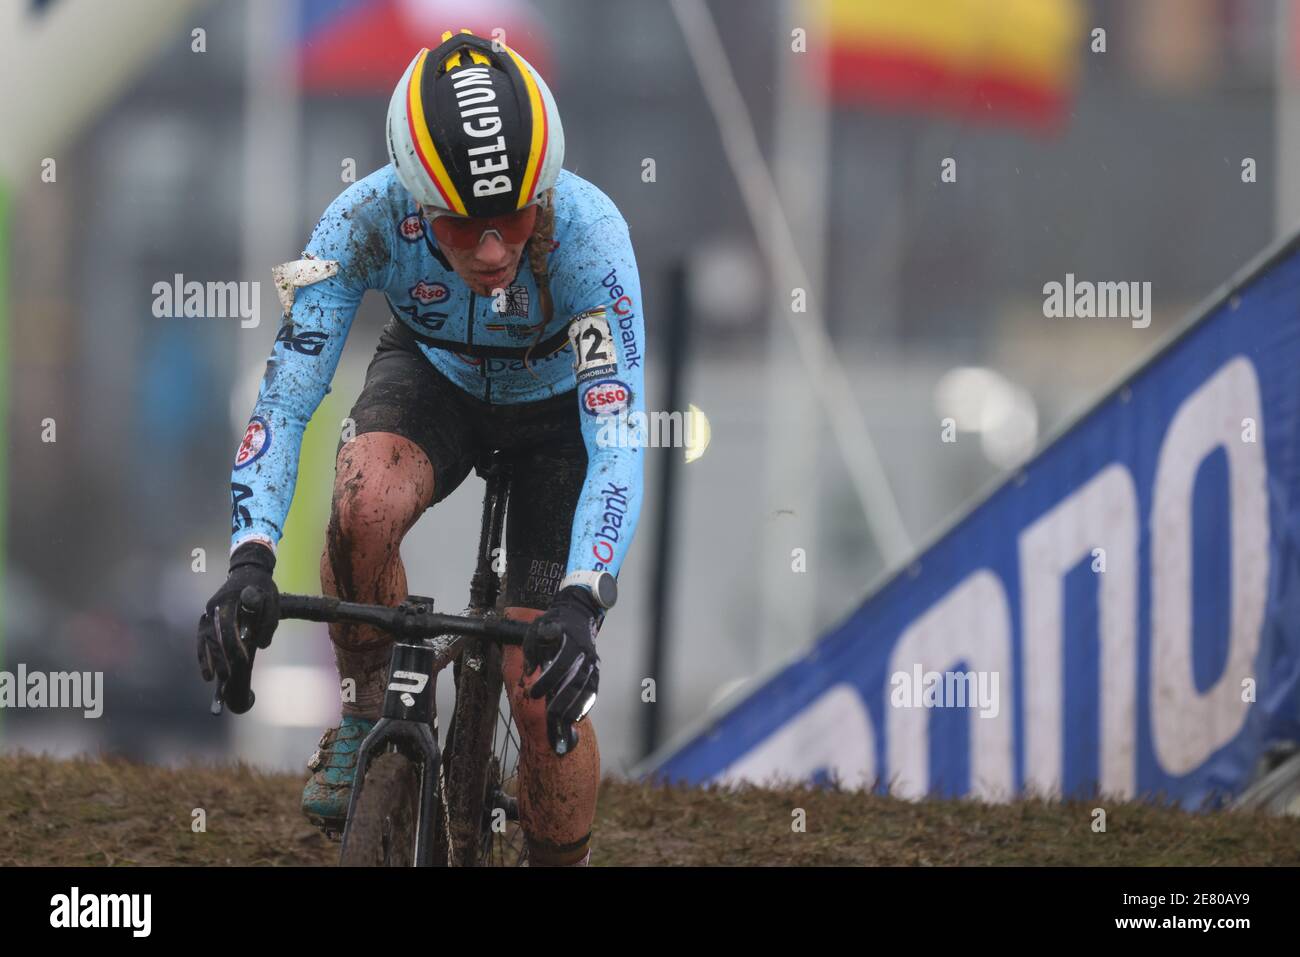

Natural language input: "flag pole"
[756,0,833,667]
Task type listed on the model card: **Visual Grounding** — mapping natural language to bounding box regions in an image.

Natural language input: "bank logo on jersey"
[234,416,271,469]
[399,213,425,242]
[410,280,449,305]
[601,269,642,370]
[582,379,632,416]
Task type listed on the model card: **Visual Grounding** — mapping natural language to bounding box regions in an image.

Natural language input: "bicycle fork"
[343,638,453,866]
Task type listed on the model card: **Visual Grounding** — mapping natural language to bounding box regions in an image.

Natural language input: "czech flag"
[299,0,550,93]
[815,0,1084,133]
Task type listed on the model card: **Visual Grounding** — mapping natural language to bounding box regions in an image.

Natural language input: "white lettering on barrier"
[695,354,1269,798]
[714,683,874,789]
[1150,356,1267,776]
[886,570,1013,801]
[1019,463,1138,798]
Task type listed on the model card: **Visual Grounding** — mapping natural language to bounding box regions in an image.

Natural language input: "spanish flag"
[816,0,1084,132]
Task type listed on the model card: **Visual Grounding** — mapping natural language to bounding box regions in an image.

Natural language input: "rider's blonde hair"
[523,189,557,377]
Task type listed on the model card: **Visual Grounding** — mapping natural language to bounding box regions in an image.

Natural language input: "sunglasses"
[424,204,539,249]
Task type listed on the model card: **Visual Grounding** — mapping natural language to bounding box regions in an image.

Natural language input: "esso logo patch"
[410,280,448,304]
[399,214,424,242]
[582,380,632,416]
[235,416,271,469]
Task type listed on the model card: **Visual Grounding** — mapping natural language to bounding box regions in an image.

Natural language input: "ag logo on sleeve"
[569,306,618,382]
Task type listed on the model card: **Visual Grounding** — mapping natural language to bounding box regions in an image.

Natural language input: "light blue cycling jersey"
[228,165,645,580]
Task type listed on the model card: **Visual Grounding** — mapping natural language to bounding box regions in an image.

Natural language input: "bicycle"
[212,450,536,866]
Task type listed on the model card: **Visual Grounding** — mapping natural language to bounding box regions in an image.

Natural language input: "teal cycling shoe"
[302,716,375,836]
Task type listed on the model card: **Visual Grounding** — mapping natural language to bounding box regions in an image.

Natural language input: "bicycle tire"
[339,751,421,867]
[435,686,529,867]
[483,694,530,867]
[442,636,505,865]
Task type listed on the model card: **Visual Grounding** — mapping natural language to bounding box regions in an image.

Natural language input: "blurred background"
[0,0,1289,775]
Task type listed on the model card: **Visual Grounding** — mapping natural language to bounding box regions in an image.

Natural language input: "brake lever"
[556,724,579,756]
[549,688,596,757]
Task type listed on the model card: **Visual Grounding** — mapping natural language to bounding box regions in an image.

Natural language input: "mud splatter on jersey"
[228,166,645,579]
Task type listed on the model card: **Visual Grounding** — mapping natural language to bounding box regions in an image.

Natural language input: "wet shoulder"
[552,169,626,241]
[306,165,413,286]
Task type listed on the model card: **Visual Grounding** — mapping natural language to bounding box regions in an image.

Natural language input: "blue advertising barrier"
[648,234,1300,806]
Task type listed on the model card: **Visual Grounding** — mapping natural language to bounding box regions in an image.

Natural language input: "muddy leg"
[501,608,599,866]
[320,432,434,720]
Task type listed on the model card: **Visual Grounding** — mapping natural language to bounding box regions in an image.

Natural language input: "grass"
[1,752,1296,866]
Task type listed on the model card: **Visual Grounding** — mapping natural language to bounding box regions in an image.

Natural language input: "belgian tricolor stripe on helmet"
[504,46,548,208]
[387,33,564,217]
[401,34,552,216]
[405,48,466,214]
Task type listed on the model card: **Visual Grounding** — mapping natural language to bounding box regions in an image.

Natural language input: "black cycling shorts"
[344,318,587,610]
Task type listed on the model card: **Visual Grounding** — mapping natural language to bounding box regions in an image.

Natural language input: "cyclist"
[197,30,645,866]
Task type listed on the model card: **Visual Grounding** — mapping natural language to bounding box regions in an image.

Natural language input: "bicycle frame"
[335,450,515,865]
[218,451,527,864]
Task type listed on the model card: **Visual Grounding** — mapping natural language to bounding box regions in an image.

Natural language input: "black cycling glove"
[197,542,280,693]
[523,585,601,755]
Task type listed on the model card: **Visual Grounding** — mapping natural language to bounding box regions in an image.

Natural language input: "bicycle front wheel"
[339,751,421,867]
[440,637,528,867]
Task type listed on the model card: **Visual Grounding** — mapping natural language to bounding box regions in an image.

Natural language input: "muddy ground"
[2,752,1296,866]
